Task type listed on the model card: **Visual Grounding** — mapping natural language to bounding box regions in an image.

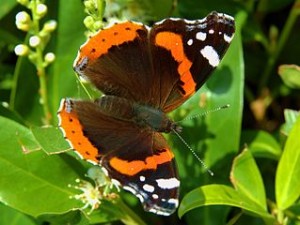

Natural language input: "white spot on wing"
[123,186,145,203]
[152,194,159,199]
[224,33,233,43]
[123,186,136,194]
[140,176,145,182]
[149,208,171,216]
[209,29,214,34]
[187,39,193,46]
[196,31,207,41]
[143,184,155,193]
[156,178,180,189]
[200,46,220,67]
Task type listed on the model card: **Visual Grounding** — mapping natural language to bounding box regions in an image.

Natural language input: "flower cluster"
[82,0,148,35]
[83,0,106,34]
[14,0,57,67]
[69,166,119,214]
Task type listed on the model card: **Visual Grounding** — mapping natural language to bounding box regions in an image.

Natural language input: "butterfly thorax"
[96,95,181,133]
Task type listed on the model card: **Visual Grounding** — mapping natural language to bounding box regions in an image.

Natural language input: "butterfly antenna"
[171,104,230,176]
[76,75,93,100]
[172,128,214,176]
[175,104,230,123]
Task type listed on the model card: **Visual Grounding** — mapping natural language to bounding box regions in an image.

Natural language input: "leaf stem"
[31,0,51,124]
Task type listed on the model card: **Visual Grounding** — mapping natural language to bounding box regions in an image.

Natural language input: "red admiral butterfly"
[58,11,235,216]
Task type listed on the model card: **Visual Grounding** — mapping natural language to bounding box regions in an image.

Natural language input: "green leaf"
[241,130,282,160]
[31,126,70,154]
[278,64,300,89]
[178,184,273,220]
[200,10,245,168]
[230,148,267,211]
[0,116,85,217]
[276,115,300,210]
[0,203,37,225]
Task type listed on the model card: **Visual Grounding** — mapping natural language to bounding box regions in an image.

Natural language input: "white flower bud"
[16,11,31,23]
[43,20,57,32]
[84,0,94,9]
[16,22,30,31]
[15,11,31,31]
[14,44,30,56]
[29,35,41,47]
[44,52,55,63]
[36,4,47,17]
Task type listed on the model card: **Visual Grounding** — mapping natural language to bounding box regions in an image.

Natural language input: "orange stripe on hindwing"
[109,148,174,176]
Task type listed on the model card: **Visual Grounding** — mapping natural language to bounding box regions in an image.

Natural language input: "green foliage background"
[1,0,300,225]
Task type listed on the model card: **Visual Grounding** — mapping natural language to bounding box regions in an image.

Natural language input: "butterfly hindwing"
[58,98,179,215]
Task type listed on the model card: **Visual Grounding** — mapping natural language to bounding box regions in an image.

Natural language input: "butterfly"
[58,11,235,216]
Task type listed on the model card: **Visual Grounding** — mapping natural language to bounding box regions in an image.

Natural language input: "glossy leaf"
[0,116,85,217]
[199,10,245,168]
[276,115,300,210]
[230,148,267,210]
[178,184,273,220]
[31,126,70,154]
[241,130,281,160]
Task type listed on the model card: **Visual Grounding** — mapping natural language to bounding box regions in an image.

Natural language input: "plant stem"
[96,0,105,19]
[258,0,300,92]
[31,0,51,124]
[114,198,147,225]
[37,63,51,124]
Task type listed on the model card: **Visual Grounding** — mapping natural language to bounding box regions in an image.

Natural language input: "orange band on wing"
[109,148,174,176]
[155,32,196,95]
[58,100,99,163]
[75,22,145,64]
